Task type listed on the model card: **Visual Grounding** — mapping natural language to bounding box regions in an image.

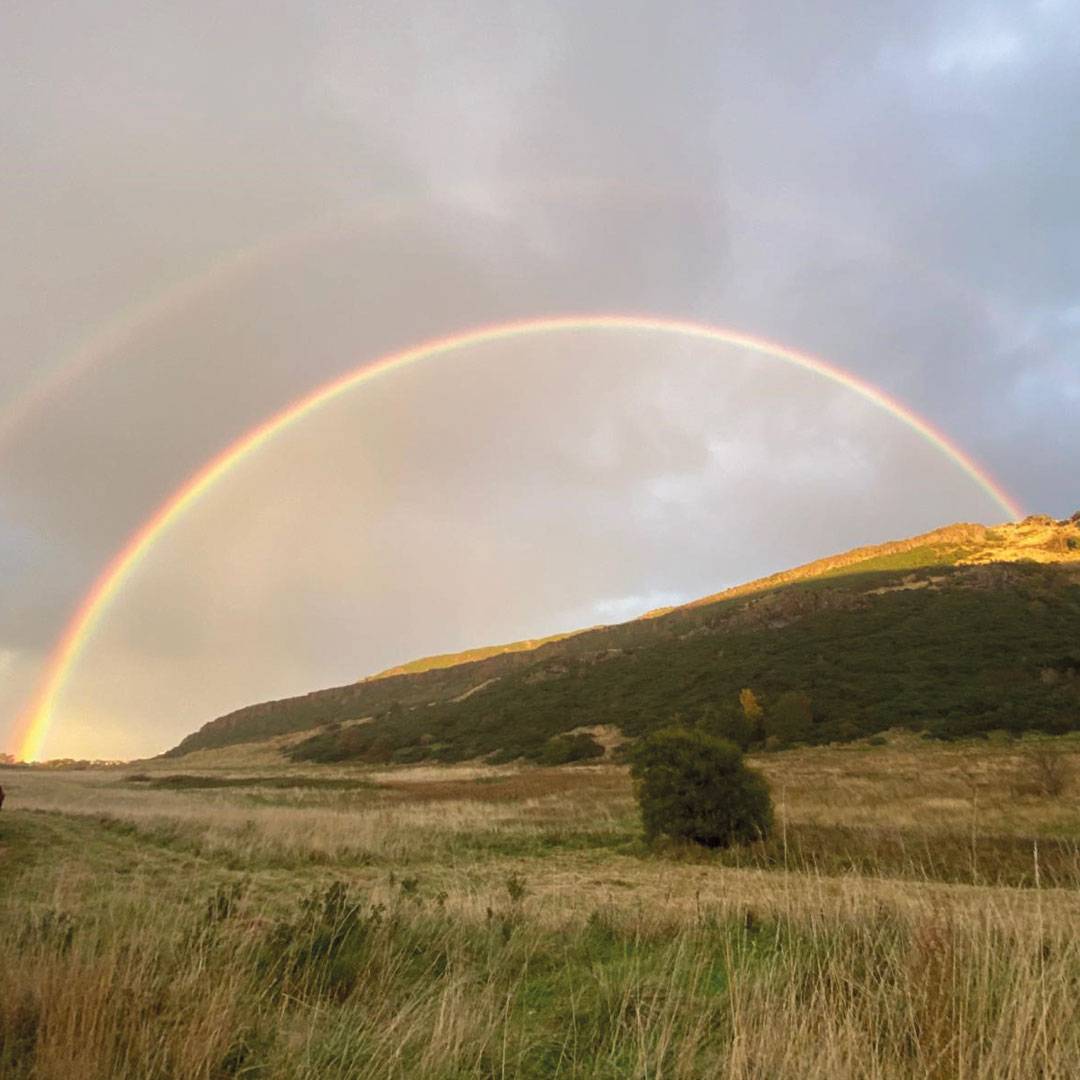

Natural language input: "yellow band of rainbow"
[11,313,1023,761]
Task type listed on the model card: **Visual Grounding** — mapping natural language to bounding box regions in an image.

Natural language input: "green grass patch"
[0,814,49,892]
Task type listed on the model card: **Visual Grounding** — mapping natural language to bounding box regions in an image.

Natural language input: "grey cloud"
[2,1,1076,756]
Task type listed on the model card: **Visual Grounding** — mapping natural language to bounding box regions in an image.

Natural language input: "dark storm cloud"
[1,1,1076,755]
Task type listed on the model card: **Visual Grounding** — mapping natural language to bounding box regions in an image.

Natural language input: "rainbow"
[0,215,362,459]
[11,314,1024,761]
[0,181,1002,464]
[0,176,686,458]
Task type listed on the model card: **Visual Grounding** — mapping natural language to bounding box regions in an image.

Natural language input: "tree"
[630,726,773,848]
[1013,748,1071,798]
[739,687,763,722]
[697,701,754,751]
[540,732,604,765]
[770,691,814,745]
[739,687,766,743]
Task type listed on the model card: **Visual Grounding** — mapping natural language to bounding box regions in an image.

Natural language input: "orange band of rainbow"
[11,313,1023,761]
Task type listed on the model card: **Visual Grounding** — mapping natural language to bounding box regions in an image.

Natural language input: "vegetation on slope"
[288,561,1080,765]
[169,516,1080,762]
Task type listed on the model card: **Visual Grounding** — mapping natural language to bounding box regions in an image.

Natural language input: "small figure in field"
[0,784,5,811]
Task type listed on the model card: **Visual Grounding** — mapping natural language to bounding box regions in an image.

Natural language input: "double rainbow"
[12,314,1023,761]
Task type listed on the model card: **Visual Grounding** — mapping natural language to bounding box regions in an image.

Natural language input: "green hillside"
[287,560,1080,764]
[167,515,1080,761]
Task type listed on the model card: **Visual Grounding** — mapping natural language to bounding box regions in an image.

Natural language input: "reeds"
[4,740,1080,1077]
[5,877,1079,1078]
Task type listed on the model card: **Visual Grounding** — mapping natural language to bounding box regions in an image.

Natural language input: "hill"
[166,514,1080,763]
[362,628,587,680]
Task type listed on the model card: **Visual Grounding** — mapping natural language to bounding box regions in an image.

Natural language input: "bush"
[698,701,755,751]
[1012,748,1071,797]
[539,732,605,765]
[630,727,773,848]
[769,691,814,745]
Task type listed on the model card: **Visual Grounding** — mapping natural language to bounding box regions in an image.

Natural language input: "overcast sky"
[2,1,1077,760]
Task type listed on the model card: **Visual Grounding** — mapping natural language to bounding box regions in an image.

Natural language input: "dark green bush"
[539,732,605,765]
[769,691,814,745]
[697,701,755,750]
[630,727,773,848]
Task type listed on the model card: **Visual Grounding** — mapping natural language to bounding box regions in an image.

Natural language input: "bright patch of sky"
[931,25,1023,76]
[589,592,691,624]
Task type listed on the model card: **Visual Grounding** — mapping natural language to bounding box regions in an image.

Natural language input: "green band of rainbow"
[11,313,1023,761]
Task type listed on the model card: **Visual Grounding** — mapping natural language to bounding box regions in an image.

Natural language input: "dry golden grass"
[756,734,1080,834]
[377,766,627,803]
[4,736,1080,1078]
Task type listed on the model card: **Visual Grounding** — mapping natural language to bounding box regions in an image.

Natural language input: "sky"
[2,1,1077,761]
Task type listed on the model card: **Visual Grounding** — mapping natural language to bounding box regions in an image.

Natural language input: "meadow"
[4,734,1080,1078]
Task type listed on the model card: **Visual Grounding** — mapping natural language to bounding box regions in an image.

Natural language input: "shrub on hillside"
[630,727,773,848]
[697,701,755,751]
[539,732,605,765]
[769,690,814,745]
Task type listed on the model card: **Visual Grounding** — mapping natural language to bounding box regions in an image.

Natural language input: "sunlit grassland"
[4,735,1080,1078]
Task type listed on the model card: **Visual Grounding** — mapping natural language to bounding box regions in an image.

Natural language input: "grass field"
[4,734,1080,1078]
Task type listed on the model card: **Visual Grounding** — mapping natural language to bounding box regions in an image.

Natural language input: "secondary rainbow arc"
[0,178,699,458]
[11,313,1024,761]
